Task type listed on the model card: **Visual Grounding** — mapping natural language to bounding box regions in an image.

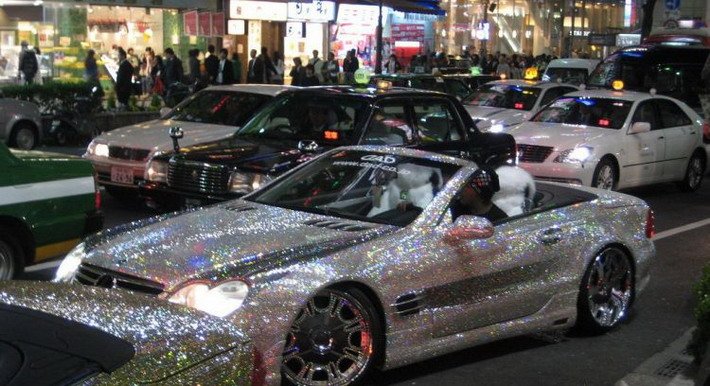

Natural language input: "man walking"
[116,48,134,109]
[17,41,38,85]
[247,49,258,83]
[204,44,219,84]
[254,47,277,84]
[310,50,326,84]
[216,48,235,85]
[162,47,184,87]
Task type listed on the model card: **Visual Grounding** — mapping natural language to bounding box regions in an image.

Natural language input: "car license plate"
[110,167,134,184]
[184,198,203,208]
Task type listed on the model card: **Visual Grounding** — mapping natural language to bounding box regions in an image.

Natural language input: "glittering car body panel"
[0,281,253,384]
[66,146,655,385]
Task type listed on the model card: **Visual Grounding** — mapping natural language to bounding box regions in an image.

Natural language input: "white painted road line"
[653,218,710,242]
[25,260,62,273]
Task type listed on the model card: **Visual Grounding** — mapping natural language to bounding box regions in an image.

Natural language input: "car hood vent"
[393,293,424,316]
[224,203,257,212]
[303,219,373,232]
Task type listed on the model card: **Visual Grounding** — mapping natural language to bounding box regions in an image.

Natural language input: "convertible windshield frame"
[530,97,633,129]
[462,84,542,111]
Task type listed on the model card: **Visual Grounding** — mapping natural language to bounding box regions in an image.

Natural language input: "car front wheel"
[0,233,22,280]
[591,159,617,190]
[10,122,38,150]
[282,288,382,386]
[677,152,705,192]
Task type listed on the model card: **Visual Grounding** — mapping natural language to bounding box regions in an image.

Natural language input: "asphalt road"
[19,162,710,386]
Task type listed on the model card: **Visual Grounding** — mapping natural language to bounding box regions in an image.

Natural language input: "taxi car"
[84,84,292,199]
[509,86,707,191]
[139,86,516,208]
[57,146,655,386]
[463,79,579,132]
[0,90,42,150]
[369,74,473,99]
[0,142,101,279]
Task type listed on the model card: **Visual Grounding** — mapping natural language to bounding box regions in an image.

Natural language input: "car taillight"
[703,121,710,144]
[95,188,101,210]
[646,209,655,239]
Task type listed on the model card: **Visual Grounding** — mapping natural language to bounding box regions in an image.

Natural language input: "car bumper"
[139,181,239,208]
[519,161,595,186]
[88,157,149,189]
[83,210,103,236]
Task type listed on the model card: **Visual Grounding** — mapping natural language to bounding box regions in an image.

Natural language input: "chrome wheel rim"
[586,249,632,327]
[595,164,615,190]
[687,157,703,189]
[283,290,373,386]
[15,127,35,150]
[0,241,15,280]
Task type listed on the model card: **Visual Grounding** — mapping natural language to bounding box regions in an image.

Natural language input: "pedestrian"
[700,53,710,123]
[32,47,43,85]
[495,54,511,78]
[310,50,326,84]
[188,48,201,83]
[115,48,134,109]
[127,48,140,76]
[151,55,164,95]
[216,48,235,85]
[247,49,258,83]
[272,51,285,84]
[204,44,219,84]
[343,49,359,84]
[289,57,305,86]
[384,53,402,74]
[162,47,183,87]
[302,64,320,86]
[325,52,340,84]
[84,49,99,83]
[255,47,277,84]
[17,41,38,85]
[231,51,242,84]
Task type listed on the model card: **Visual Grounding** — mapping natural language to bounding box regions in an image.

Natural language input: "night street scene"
[1,0,710,384]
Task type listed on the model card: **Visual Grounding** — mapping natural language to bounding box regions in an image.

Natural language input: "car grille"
[517,144,554,163]
[74,263,164,296]
[108,146,151,161]
[167,159,230,195]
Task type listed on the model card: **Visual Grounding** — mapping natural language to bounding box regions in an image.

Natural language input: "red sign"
[211,12,225,36]
[391,24,425,41]
[198,11,211,37]
[183,11,198,36]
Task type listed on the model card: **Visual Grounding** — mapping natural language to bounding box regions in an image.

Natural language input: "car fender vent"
[393,293,424,316]
[303,219,372,232]
[224,203,257,212]
[74,264,164,296]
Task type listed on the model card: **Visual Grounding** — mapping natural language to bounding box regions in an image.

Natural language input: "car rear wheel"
[9,122,38,150]
[677,152,705,192]
[282,288,381,386]
[576,247,634,334]
[591,159,617,190]
[0,233,23,280]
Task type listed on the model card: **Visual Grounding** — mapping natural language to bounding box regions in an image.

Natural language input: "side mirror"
[160,107,172,118]
[629,122,651,134]
[298,140,319,153]
[169,126,183,152]
[445,215,494,240]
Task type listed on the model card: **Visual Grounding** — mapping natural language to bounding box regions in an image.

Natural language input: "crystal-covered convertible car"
[56,146,655,385]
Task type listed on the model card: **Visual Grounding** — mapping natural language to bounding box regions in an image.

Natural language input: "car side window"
[654,99,692,128]
[631,101,660,131]
[539,87,563,107]
[412,99,463,143]
[361,101,414,146]
[444,79,472,99]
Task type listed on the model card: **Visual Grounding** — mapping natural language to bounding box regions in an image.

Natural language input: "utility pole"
[375,0,384,74]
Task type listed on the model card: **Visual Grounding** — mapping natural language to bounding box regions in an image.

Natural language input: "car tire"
[576,246,634,335]
[591,158,617,190]
[677,152,705,192]
[0,231,24,280]
[9,122,38,150]
[282,287,383,386]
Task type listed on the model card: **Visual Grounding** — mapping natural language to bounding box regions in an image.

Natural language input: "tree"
[641,0,658,39]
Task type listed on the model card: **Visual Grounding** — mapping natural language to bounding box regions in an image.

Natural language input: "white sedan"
[85,84,293,197]
[509,89,707,191]
[462,80,579,132]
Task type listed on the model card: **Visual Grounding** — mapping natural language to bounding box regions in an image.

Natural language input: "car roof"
[204,84,297,96]
[546,58,599,69]
[485,79,579,89]
[278,85,450,99]
[564,89,673,102]
[332,145,472,166]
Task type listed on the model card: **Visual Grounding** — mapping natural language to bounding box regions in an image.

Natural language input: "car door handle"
[690,131,696,135]
[657,136,664,140]
[539,228,563,245]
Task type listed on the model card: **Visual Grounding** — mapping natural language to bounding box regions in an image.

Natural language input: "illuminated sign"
[227,19,246,35]
[285,22,305,38]
[288,1,335,22]
[337,4,391,25]
[230,0,288,21]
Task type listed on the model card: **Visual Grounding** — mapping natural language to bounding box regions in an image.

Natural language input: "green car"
[0,142,102,279]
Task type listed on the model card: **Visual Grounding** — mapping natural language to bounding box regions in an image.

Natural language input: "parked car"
[462,79,579,132]
[139,86,516,208]
[445,73,501,91]
[0,281,253,384]
[509,89,707,191]
[542,58,600,85]
[0,90,42,150]
[84,84,292,199]
[0,142,101,279]
[57,146,655,386]
[369,74,473,99]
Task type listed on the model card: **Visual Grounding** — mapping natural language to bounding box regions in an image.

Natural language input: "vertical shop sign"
[212,12,225,36]
[198,11,212,36]
[183,10,198,36]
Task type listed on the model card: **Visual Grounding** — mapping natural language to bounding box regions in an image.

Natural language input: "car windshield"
[543,68,588,84]
[248,150,460,226]
[531,97,632,129]
[166,90,271,126]
[236,94,368,144]
[462,84,541,110]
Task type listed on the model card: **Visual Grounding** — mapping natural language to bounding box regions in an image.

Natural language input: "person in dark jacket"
[162,47,184,87]
[115,48,134,108]
[84,49,99,82]
[216,48,235,85]
[246,49,258,83]
[188,48,201,83]
[231,51,242,84]
[17,41,38,85]
[289,57,305,86]
[204,44,219,84]
[302,64,320,86]
[253,47,278,84]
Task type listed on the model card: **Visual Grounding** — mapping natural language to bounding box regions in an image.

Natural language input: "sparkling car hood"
[82,201,394,291]
[98,119,238,152]
[508,121,610,149]
[465,106,531,130]
[0,281,249,382]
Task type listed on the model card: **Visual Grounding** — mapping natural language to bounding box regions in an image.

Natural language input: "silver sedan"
[56,146,655,385]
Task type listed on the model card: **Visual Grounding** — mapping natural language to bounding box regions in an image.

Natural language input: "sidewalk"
[617,329,707,386]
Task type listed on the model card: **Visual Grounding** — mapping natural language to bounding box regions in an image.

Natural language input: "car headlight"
[167,280,249,318]
[53,243,85,282]
[554,146,594,164]
[229,172,271,194]
[145,159,168,183]
[87,141,109,157]
[489,123,505,133]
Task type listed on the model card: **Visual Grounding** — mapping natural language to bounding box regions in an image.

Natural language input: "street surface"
[20,146,710,385]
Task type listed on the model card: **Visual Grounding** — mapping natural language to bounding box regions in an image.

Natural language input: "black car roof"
[278,85,450,99]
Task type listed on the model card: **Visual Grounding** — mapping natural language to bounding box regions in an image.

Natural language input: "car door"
[622,100,664,185]
[653,99,697,180]
[359,98,415,146]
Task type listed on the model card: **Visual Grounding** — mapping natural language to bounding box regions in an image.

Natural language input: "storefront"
[332,4,393,69]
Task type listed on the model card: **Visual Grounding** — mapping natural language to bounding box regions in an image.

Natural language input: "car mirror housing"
[446,215,494,240]
[629,122,651,134]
